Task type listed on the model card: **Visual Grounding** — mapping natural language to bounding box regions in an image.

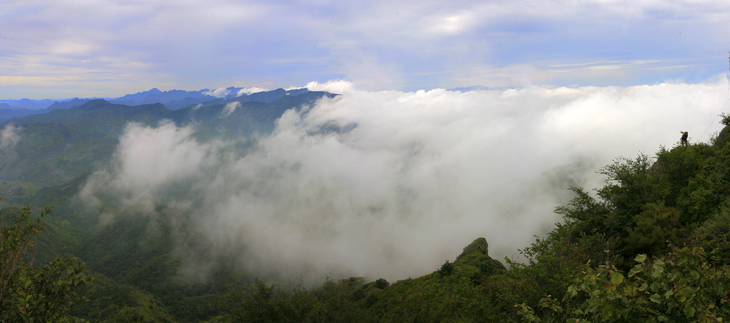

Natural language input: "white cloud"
[0,124,21,162]
[80,79,730,282]
[203,87,231,98]
[304,80,354,94]
[237,87,268,96]
[0,125,21,151]
[222,101,240,116]
[80,121,219,211]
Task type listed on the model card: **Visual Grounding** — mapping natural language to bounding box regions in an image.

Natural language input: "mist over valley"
[1,79,727,281]
[4,0,730,320]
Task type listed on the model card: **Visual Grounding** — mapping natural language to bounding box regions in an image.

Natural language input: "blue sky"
[1,0,729,99]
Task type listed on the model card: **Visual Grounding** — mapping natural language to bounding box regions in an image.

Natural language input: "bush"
[219,277,374,322]
[622,203,688,257]
[517,246,730,322]
[438,260,454,277]
[374,278,389,289]
[692,207,730,266]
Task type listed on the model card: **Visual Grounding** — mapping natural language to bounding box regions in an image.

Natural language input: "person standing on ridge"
[680,131,689,146]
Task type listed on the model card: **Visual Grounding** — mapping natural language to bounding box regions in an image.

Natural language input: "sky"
[2,0,730,99]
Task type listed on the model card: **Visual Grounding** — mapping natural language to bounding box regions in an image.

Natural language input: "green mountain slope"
[0,91,335,322]
[0,91,335,185]
[8,122,117,184]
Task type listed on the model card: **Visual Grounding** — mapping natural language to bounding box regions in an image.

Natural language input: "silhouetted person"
[680,131,689,146]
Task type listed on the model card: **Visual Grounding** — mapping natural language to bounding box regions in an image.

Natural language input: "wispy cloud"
[222,101,240,116]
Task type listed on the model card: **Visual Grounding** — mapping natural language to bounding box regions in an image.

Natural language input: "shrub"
[622,203,688,257]
[439,260,454,277]
[692,207,730,266]
[517,246,730,322]
[374,278,389,289]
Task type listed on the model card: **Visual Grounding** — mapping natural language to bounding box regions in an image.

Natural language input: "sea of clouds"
[78,78,730,282]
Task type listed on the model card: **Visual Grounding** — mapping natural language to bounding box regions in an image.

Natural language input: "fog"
[0,125,20,155]
[81,78,730,281]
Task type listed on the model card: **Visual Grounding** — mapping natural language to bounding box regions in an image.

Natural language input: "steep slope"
[364,238,505,321]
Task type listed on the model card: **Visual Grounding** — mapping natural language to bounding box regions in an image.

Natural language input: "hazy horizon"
[3,0,730,99]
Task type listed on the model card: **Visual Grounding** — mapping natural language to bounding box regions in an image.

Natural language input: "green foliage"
[596,154,661,236]
[218,277,374,323]
[439,260,454,277]
[373,278,389,289]
[216,237,507,322]
[458,232,614,322]
[692,206,730,266]
[654,143,727,222]
[73,204,232,322]
[518,246,730,322]
[457,237,489,260]
[622,203,687,257]
[555,186,612,237]
[0,205,92,322]
[715,124,730,146]
[70,273,176,323]
[720,113,730,127]
[676,176,722,224]
[0,122,117,185]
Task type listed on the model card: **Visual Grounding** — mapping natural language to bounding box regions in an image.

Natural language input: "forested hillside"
[3,95,730,322]
[0,91,335,322]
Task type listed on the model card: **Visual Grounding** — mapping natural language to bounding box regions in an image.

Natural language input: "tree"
[622,203,687,257]
[439,260,454,277]
[0,204,93,322]
[596,154,661,236]
[517,246,730,322]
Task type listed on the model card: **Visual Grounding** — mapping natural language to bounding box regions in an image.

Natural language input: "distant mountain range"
[0,90,335,184]
[0,98,57,110]
[0,85,503,119]
[0,87,310,122]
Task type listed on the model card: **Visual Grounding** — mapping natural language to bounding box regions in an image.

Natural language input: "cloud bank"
[304,80,355,94]
[80,79,730,281]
